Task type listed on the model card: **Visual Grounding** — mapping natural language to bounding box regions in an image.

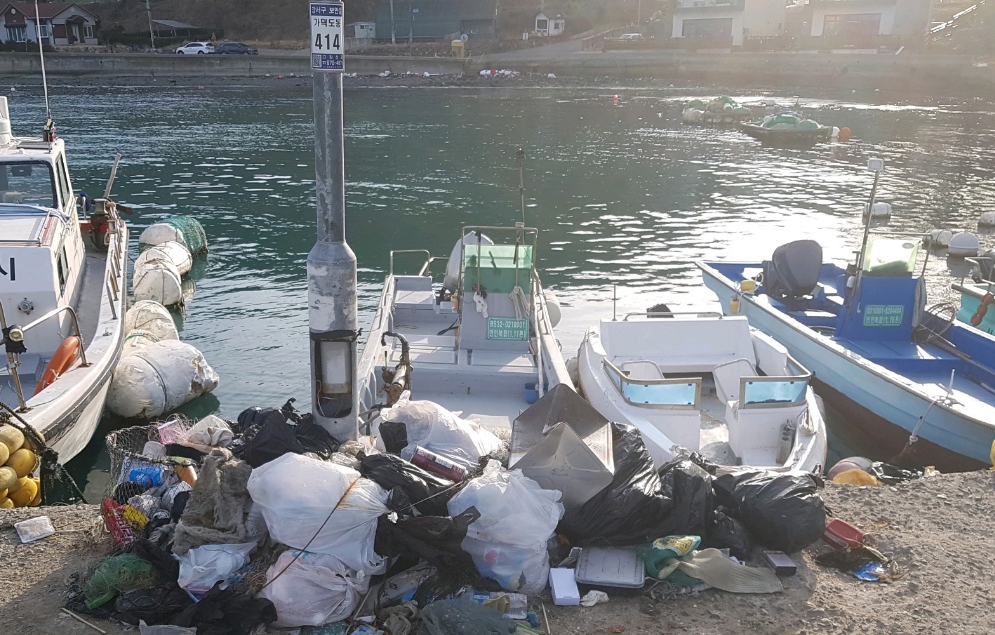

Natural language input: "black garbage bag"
[375,508,480,570]
[380,420,409,454]
[713,470,825,553]
[170,582,277,635]
[558,422,676,545]
[659,459,713,537]
[236,399,341,468]
[418,598,517,635]
[115,584,193,626]
[869,461,923,485]
[703,506,754,560]
[360,453,456,517]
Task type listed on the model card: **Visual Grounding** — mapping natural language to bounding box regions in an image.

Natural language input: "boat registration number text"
[487,317,529,341]
[863,304,904,327]
[0,256,14,281]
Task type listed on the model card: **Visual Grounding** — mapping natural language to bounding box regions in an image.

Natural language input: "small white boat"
[0,96,128,463]
[355,225,572,431]
[577,311,827,473]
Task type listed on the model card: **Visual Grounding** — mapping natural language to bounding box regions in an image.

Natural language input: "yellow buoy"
[0,466,17,492]
[9,477,37,507]
[832,468,881,486]
[8,475,28,493]
[6,448,38,479]
[0,443,8,466]
[990,438,995,468]
[0,497,13,508]
[29,478,41,506]
[729,296,740,314]
[0,425,24,455]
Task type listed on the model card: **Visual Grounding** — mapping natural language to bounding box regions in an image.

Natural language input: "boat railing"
[388,250,433,276]
[622,311,724,321]
[533,270,572,390]
[0,303,87,410]
[602,358,701,409]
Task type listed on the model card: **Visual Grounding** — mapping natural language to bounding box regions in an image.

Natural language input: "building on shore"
[807,0,935,38]
[670,0,786,47]
[375,0,497,42]
[0,2,99,46]
[534,11,566,36]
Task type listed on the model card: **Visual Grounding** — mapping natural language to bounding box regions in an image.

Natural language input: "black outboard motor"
[762,240,823,304]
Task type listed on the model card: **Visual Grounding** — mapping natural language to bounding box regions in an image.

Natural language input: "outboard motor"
[762,240,823,304]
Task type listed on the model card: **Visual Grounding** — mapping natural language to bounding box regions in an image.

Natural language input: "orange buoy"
[34,336,82,395]
[838,127,852,143]
[613,94,620,106]
[971,292,994,326]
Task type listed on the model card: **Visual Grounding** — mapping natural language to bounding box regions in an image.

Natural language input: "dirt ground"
[2,470,994,635]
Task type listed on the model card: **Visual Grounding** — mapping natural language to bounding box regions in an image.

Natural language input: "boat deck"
[382,283,540,431]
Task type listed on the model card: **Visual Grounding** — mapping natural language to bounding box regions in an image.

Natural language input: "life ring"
[34,336,82,396]
[971,293,995,327]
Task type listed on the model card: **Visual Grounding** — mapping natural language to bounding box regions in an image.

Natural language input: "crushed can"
[411,446,467,482]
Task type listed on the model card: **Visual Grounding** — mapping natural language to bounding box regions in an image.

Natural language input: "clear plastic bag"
[176,541,255,594]
[246,453,389,575]
[447,464,563,595]
[257,550,368,627]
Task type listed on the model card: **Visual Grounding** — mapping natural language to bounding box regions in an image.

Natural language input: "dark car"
[214,42,258,55]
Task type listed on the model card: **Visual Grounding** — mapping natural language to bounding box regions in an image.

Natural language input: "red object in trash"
[822,518,865,551]
[411,446,467,482]
[100,497,137,548]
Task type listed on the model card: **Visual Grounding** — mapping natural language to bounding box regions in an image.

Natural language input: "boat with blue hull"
[698,227,995,472]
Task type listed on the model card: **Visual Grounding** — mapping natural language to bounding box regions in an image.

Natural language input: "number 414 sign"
[311,2,344,71]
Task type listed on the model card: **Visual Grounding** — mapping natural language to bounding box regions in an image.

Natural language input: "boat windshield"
[0,161,56,210]
[742,378,808,407]
[603,360,700,408]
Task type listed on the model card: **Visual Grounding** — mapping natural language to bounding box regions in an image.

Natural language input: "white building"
[671,0,785,46]
[808,0,931,37]
[534,12,565,37]
[0,2,99,46]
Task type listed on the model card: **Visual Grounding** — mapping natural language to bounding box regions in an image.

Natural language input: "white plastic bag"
[257,550,368,627]
[381,394,502,470]
[247,453,389,575]
[178,414,234,452]
[447,464,564,595]
[176,541,255,594]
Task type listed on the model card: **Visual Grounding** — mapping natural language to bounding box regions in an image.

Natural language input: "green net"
[83,552,159,609]
[142,216,208,256]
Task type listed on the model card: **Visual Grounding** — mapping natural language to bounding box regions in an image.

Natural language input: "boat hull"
[700,264,995,471]
[738,122,832,146]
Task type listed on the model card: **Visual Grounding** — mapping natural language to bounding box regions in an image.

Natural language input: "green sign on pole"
[487,317,529,341]
[863,304,905,327]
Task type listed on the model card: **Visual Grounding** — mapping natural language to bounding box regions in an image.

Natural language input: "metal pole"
[33,0,50,119]
[390,0,396,44]
[308,69,359,440]
[517,147,526,226]
[145,0,155,51]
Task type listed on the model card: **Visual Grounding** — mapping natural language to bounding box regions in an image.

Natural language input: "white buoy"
[133,260,183,307]
[107,340,219,419]
[135,241,193,276]
[923,229,952,249]
[948,231,980,258]
[544,290,562,328]
[125,300,178,341]
[979,212,995,227]
[140,223,185,248]
[863,201,892,220]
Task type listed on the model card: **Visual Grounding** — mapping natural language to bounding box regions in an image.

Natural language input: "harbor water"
[6,82,994,497]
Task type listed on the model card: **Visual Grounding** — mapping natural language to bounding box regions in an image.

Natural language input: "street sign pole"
[307,2,358,440]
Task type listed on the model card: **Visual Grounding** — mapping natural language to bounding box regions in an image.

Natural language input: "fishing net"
[104,418,191,498]
[82,552,160,609]
[0,400,86,505]
[141,216,208,256]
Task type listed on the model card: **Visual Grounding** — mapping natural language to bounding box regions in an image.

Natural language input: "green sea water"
[6,82,995,496]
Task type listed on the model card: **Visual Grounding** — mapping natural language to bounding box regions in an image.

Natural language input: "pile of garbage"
[73,390,831,634]
[760,112,824,131]
[683,97,751,125]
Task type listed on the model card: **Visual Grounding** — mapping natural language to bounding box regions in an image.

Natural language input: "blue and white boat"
[952,253,995,336]
[698,162,995,472]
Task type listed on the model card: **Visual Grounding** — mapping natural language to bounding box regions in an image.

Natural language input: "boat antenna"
[612,284,618,321]
[517,147,526,226]
[849,158,884,311]
[34,0,51,122]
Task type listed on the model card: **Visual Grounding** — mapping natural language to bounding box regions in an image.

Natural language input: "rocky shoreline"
[2,470,993,635]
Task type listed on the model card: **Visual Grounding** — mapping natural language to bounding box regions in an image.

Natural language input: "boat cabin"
[0,96,88,391]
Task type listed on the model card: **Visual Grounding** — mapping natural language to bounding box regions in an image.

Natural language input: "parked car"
[214,42,258,55]
[617,33,646,41]
[175,42,214,55]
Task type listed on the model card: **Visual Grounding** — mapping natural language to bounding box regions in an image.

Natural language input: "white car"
[617,33,646,40]
[175,42,214,55]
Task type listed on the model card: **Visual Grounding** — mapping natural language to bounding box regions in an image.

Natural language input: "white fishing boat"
[577,310,827,473]
[0,96,128,463]
[354,225,572,431]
